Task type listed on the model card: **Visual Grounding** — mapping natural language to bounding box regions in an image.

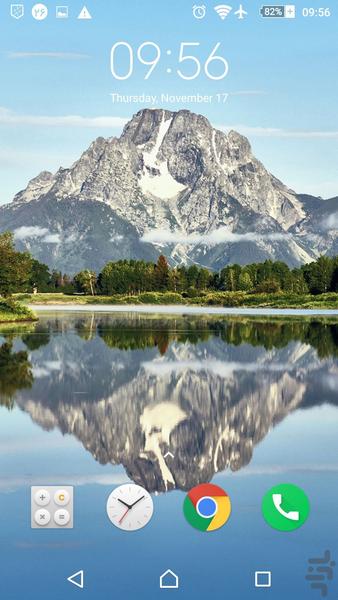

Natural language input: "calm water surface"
[1,312,338,599]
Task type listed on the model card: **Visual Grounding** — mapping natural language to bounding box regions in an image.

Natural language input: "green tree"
[74,270,97,295]
[302,256,334,294]
[155,255,170,291]
[0,232,32,296]
[50,270,63,290]
[255,278,281,293]
[196,268,211,290]
[238,270,253,291]
[223,264,242,291]
[29,259,51,292]
[186,265,199,288]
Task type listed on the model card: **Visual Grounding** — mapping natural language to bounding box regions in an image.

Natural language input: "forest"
[1,230,338,300]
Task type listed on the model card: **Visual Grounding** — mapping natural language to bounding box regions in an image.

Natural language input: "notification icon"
[32,3,48,20]
[10,4,24,19]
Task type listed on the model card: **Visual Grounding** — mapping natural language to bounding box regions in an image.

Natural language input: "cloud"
[14,226,60,244]
[142,359,294,377]
[32,367,50,378]
[324,374,338,392]
[43,360,62,371]
[322,212,338,230]
[0,107,127,129]
[141,227,286,246]
[43,233,61,243]
[218,464,338,477]
[221,124,338,139]
[0,473,130,493]
[7,52,90,59]
[32,361,62,377]
[14,226,49,240]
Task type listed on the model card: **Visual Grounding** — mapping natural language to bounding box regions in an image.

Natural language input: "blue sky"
[0,0,337,204]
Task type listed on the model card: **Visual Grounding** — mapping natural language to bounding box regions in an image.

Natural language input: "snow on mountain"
[1,108,336,273]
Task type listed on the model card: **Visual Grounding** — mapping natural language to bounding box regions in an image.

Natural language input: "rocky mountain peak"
[1,108,336,272]
[13,170,54,204]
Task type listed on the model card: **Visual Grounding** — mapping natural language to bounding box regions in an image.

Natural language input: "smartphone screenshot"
[0,1,337,599]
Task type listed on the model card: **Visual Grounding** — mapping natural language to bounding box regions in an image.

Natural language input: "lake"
[1,311,338,599]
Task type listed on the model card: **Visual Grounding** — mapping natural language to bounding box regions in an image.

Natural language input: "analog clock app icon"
[183,483,231,531]
[106,484,154,531]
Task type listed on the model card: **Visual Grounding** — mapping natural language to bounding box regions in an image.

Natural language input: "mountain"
[10,314,338,492]
[1,108,337,273]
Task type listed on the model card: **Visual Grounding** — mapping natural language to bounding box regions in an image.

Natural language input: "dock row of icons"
[192,4,297,20]
[32,482,310,532]
[10,4,92,20]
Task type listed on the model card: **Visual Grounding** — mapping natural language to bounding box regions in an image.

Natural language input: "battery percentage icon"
[260,5,296,18]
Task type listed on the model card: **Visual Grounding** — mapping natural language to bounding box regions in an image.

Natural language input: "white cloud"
[0,107,127,129]
[221,124,338,139]
[322,212,338,230]
[32,367,50,378]
[0,473,130,493]
[218,464,338,477]
[7,52,90,59]
[43,233,61,244]
[141,227,286,246]
[43,360,62,371]
[325,374,338,392]
[142,360,293,377]
[14,226,49,240]
[32,361,62,377]
[14,226,60,244]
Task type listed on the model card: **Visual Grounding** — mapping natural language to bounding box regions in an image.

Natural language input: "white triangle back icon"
[67,570,84,589]
[78,6,92,19]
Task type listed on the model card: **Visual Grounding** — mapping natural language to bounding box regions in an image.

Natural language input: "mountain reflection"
[1,314,337,492]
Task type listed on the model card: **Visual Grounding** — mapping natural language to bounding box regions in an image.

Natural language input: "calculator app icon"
[31,486,74,529]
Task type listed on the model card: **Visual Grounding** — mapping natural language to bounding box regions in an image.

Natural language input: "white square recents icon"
[255,571,272,588]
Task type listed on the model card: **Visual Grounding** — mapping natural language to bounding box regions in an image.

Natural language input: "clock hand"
[129,495,145,509]
[117,498,132,509]
[118,506,130,524]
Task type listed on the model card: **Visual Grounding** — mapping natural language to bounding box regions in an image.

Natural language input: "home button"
[160,569,179,589]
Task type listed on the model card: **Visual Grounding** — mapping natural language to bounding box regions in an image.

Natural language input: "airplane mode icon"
[234,4,247,19]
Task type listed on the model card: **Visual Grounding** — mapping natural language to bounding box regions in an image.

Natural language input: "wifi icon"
[214,4,233,20]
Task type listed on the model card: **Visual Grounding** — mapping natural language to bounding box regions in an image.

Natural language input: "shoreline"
[0,318,37,324]
[28,304,338,316]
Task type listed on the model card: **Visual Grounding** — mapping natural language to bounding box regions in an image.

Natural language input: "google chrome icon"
[183,483,231,532]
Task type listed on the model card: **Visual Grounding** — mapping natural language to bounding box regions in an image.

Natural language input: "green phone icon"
[262,484,310,531]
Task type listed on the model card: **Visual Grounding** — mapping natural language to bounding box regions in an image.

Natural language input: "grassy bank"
[0,299,37,323]
[16,291,338,309]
